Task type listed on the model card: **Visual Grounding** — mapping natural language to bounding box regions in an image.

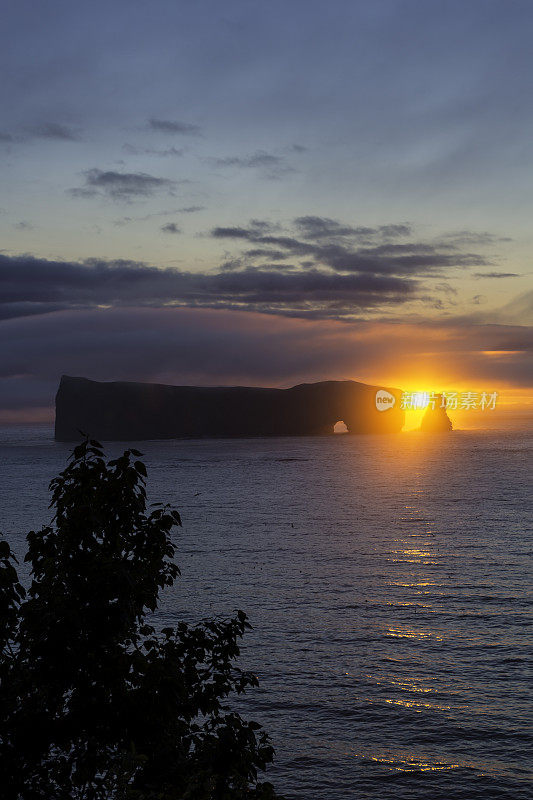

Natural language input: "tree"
[0,438,281,799]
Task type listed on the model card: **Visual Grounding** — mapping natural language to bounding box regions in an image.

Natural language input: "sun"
[403,408,426,431]
[401,387,437,431]
[411,392,431,409]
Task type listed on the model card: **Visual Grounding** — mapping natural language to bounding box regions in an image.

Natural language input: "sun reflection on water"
[353,753,462,773]
[384,697,452,712]
[360,486,465,772]
[385,626,445,641]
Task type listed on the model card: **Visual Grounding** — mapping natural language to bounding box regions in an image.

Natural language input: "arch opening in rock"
[333,420,349,434]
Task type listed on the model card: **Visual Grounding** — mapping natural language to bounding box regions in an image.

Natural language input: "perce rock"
[55,375,406,441]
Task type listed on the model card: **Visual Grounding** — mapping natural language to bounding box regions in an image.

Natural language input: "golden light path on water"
[345,466,480,777]
[252,429,525,791]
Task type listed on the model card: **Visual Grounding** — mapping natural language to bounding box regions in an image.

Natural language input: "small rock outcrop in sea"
[55,375,406,441]
[420,394,453,432]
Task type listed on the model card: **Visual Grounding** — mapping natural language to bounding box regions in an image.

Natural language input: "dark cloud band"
[0,254,416,322]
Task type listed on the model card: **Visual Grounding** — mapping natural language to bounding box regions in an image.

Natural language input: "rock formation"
[420,394,453,432]
[55,375,405,441]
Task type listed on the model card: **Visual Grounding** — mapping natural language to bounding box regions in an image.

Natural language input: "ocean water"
[1,425,531,800]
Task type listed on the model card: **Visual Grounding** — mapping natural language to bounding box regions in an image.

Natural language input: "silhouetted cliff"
[55,376,405,441]
[420,395,453,432]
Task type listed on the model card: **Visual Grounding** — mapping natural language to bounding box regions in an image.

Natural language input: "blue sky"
[1,0,532,416]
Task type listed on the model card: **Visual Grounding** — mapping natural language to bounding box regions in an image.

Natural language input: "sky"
[1,0,532,424]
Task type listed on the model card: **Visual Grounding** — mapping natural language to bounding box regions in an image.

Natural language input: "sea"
[1,425,531,800]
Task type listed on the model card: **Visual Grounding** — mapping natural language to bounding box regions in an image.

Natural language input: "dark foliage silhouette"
[0,438,281,799]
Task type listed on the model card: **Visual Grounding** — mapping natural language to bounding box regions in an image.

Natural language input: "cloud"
[211,219,276,240]
[0,253,416,322]
[0,122,80,144]
[294,216,411,241]
[122,143,184,157]
[69,169,177,201]
[148,118,201,135]
[160,222,180,234]
[211,226,259,240]
[208,150,295,178]
[210,151,282,169]
[0,215,510,326]
[211,217,493,277]
[243,248,287,261]
[69,188,99,199]
[490,289,533,325]
[13,221,34,230]
[474,272,520,279]
[440,231,513,246]
[0,210,518,330]
[0,212,502,329]
[26,122,80,141]
[113,206,204,226]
